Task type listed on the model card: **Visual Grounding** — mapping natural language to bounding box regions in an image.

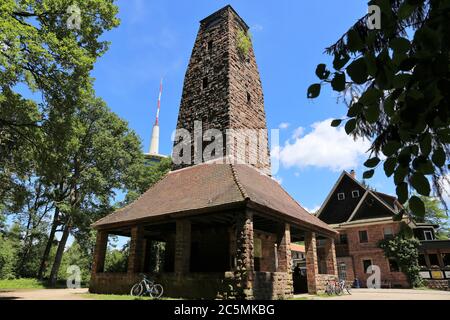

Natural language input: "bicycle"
[130,274,164,299]
[325,279,351,295]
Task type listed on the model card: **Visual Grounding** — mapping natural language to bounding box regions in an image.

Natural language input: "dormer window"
[337,193,345,200]
[424,230,434,241]
[352,190,360,198]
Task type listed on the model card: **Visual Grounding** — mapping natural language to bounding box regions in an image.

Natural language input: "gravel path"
[0,288,91,300]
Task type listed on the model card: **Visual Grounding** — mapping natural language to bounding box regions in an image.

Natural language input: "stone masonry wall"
[172,6,271,175]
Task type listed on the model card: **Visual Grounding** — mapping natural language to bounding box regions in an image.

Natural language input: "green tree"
[411,195,449,239]
[308,0,450,218]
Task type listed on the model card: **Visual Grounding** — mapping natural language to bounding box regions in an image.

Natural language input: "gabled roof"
[317,170,399,225]
[93,163,336,236]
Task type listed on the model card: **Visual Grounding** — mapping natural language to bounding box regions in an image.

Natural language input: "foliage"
[59,241,92,282]
[379,229,423,287]
[308,0,450,218]
[0,234,17,279]
[408,195,450,238]
[236,29,252,57]
[0,278,46,289]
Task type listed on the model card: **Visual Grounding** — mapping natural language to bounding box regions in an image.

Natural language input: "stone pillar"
[324,238,338,276]
[92,230,108,273]
[128,225,144,273]
[276,223,292,272]
[234,210,254,299]
[305,231,318,294]
[174,219,191,274]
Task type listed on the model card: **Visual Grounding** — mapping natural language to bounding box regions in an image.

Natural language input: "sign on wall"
[419,271,431,279]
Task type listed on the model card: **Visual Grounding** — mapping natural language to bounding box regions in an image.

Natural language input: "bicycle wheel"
[335,285,343,295]
[130,283,144,296]
[150,284,164,299]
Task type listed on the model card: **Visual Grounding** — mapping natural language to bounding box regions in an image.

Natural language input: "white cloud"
[305,205,321,214]
[251,24,264,32]
[278,122,290,129]
[273,175,283,184]
[278,119,371,172]
[291,127,304,140]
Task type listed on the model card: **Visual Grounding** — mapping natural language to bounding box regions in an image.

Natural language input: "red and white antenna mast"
[149,78,163,155]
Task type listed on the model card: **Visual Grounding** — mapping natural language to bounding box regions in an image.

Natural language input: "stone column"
[324,237,338,276]
[234,210,254,299]
[92,230,108,273]
[128,225,144,273]
[305,231,319,294]
[174,219,191,274]
[276,223,292,272]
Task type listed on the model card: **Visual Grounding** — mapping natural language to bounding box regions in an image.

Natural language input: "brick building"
[316,170,410,288]
[89,6,337,299]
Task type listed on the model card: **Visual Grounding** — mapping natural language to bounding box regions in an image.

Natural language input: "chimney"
[350,170,356,179]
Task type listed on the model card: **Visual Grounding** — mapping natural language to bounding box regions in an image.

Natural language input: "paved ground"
[0,288,91,300]
[295,288,450,300]
[1,288,450,300]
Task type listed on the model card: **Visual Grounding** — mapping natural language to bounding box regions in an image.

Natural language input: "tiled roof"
[93,163,336,235]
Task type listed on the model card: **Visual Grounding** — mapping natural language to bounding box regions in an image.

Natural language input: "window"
[246,91,251,104]
[428,254,439,267]
[442,253,450,267]
[418,254,427,268]
[359,230,368,243]
[352,190,360,198]
[424,230,434,241]
[202,77,208,89]
[338,263,347,280]
[339,233,348,245]
[207,40,213,52]
[389,258,400,272]
[363,259,372,273]
[384,227,394,240]
[337,193,345,200]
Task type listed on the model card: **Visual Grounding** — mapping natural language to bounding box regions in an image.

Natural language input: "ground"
[294,288,450,300]
[1,288,450,300]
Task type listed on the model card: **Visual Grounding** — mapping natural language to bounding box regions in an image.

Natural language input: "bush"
[0,235,17,279]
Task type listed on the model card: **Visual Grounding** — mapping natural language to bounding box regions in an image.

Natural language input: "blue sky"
[92,0,406,213]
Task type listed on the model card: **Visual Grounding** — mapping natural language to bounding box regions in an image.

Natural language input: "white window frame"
[337,192,345,200]
[352,190,360,198]
[424,230,434,241]
[384,227,393,239]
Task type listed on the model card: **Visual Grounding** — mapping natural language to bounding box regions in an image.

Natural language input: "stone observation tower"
[90,5,338,299]
[172,5,270,175]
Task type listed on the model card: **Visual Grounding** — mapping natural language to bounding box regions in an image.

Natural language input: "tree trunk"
[38,208,59,279]
[48,222,70,287]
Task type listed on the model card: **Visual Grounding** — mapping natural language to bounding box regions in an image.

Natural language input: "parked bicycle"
[325,279,351,296]
[130,274,164,298]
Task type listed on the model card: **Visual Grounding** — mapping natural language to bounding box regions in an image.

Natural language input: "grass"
[0,278,88,290]
[0,278,46,289]
[81,293,183,300]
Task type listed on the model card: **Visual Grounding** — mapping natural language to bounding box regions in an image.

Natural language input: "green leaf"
[382,141,401,157]
[347,58,368,84]
[396,182,408,204]
[331,119,342,127]
[331,73,346,91]
[419,134,432,157]
[347,102,363,117]
[409,196,425,217]
[398,2,417,20]
[345,119,356,134]
[364,157,381,168]
[383,98,395,117]
[384,157,397,177]
[333,52,350,70]
[363,169,374,179]
[359,88,382,106]
[394,166,408,185]
[410,172,431,196]
[364,104,380,124]
[393,74,411,88]
[389,37,410,53]
[347,29,364,52]
[364,53,377,77]
[315,64,330,80]
[307,83,321,98]
[431,148,446,167]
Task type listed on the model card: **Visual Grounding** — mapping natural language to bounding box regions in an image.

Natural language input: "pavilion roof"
[92,163,336,236]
